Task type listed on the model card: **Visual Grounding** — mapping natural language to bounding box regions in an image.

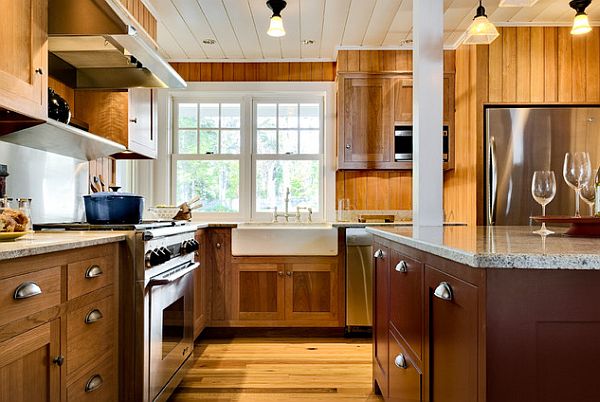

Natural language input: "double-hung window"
[172,94,324,221]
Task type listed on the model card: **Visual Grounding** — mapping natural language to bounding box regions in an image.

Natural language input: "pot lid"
[84,192,143,198]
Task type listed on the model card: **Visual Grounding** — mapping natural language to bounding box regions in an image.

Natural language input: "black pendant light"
[570,0,592,35]
[266,0,287,37]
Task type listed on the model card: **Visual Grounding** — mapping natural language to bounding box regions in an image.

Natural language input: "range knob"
[180,241,190,255]
[146,250,163,267]
[158,247,172,263]
[188,239,200,252]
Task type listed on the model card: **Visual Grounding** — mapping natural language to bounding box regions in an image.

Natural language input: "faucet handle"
[307,208,313,223]
[296,206,307,222]
[272,206,279,222]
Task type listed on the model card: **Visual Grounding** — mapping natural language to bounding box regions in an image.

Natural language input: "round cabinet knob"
[35,67,44,75]
[374,249,385,259]
[345,144,352,150]
[278,271,285,277]
[433,282,453,301]
[395,260,408,273]
[286,271,292,277]
[394,354,408,369]
[52,355,65,366]
[215,243,222,249]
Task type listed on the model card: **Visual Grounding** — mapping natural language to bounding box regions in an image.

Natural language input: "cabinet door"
[0,0,47,120]
[340,77,393,166]
[285,262,339,324]
[394,75,453,125]
[233,263,285,321]
[373,243,390,397]
[389,250,423,363]
[193,230,210,338]
[209,230,230,321]
[0,320,60,402]
[424,266,479,402]
[128,88,157,158]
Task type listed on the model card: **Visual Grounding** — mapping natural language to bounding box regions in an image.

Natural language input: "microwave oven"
[394,125,449,162]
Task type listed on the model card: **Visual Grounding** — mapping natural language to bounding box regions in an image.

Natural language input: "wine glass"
[531,170,556,235]
[580,181,596,216]
[563,152,592,217]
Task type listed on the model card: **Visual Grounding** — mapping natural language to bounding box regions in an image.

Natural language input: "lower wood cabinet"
[389,329,421,402]
[0,243,120,402]
[193,229,211,338]
[373,243,390,397]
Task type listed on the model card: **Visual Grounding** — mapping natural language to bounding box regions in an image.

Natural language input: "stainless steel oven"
[394,125,449,162]
[147,259,198,401]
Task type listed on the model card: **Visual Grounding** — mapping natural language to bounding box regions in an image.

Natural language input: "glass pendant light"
[463,1,499,45]
[570,0,592,35]
[266,0,287,37]
[498,0,539,6]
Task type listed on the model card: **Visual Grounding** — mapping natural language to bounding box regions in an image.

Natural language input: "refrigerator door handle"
[488,137,498,225]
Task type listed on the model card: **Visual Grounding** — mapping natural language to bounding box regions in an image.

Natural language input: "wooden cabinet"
[0,320,60,402]
[423,265,479,402]
[0,0,48,120]
[0,243,120,402]
[373,243,389,397]
[233,263,285,321]
[208,229,231,323]
[389,330,422,402]
[286,262,339,323]
[393,74,455,125]
[338,74,394,169]
[74,88,157,159]
[193,229,211,338]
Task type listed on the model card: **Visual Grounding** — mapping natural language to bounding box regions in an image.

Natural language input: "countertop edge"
[365,227,600,270]
[0,234,128,261]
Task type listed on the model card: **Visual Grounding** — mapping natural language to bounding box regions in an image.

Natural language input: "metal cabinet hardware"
[85,309,104,324]
[278,271,285,277]
[394,354,408,369]
[374,249,385,259]
[433,282,453,301]
[395,261,408,273]
[52,355,65,366]
[345,144,352,150]
[129,118,138,123]
[35,67,44,75]
[85,374,104,393]
[85,265,103,279]
[286,271,292,277]
[215,243,222,249]
[13,282,42,300]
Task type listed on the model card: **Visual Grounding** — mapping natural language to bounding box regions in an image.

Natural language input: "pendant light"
[266,0,287,37]
[463,0,500,45]
[498,0,539,6]
[570,0,592,35]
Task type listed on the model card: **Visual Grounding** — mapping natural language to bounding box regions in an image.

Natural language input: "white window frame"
[158,82,336,222]
[251,96,325,222]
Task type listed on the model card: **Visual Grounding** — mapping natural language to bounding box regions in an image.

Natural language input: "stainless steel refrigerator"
[486,106,600,225]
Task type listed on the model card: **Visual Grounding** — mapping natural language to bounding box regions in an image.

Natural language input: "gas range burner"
[34,220,188,231]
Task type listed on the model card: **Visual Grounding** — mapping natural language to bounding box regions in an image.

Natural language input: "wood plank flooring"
[168,337,383,401]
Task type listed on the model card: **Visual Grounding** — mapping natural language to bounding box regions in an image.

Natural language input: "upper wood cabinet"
[393,74,455,125]
[338,75,394,169]
[0,0,47,120]
[74,88,158,159]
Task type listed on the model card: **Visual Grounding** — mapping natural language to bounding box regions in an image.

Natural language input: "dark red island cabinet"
[372,235,600,402]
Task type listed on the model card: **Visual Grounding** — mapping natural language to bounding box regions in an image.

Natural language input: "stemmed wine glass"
[580,181,596,216]
[563,152,592,217]
[531,170,556,235]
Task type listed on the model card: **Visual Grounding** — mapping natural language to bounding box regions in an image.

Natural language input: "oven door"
[148,261,198,401]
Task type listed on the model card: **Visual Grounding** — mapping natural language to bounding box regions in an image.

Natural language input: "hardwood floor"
[169,337,383,401]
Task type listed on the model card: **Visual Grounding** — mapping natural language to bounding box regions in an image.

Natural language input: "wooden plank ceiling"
[144,0,600,61]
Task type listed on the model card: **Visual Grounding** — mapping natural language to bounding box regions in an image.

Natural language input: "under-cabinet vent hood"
[0,119,126,161]
[48,0,186,89]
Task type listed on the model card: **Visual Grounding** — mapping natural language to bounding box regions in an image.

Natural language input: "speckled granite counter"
[366,226,600,269]
[0,232,128,261]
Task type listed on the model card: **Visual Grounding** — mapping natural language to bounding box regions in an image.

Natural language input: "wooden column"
[413,0,444,226]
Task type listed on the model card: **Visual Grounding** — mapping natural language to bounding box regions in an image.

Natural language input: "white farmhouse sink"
[231,223,338,256]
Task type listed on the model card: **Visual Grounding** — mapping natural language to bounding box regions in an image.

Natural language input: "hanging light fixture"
[463,0,500,45]
[266,0,287,37]
[498,0,539,6]
[570,0,592,35]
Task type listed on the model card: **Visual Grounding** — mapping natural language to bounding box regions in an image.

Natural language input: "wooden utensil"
[98,174,106,192]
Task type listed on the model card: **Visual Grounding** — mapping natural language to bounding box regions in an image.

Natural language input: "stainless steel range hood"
[48,0,186,89]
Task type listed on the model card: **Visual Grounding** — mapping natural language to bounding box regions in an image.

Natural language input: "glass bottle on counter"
[17,198,33,236]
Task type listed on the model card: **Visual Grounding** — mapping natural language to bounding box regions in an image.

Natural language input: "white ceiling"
[143,0,600,61]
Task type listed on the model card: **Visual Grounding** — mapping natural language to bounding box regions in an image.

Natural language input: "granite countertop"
[0,232,128,261]
[366,226,600,270]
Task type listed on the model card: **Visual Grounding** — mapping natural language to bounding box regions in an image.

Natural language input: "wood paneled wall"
[170,62,336,82]
[336,50,456,73]
[48,77,116,189]
[119,0,157,40]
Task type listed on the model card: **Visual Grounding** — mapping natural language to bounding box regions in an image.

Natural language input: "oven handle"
[148,262,200,287]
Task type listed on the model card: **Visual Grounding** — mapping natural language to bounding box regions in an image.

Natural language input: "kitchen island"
[366,225,600,402]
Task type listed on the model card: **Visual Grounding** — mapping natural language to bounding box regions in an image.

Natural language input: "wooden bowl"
[531,215,600,236]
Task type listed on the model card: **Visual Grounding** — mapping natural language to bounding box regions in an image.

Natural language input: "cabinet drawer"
[0,266,61,327]
[67,295,114,378]
[389,250,423,361]
[389,330,422,402]
[67,255,113,300]
[67,354,115,402]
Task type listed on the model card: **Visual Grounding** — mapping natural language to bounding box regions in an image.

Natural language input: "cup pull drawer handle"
[85,374,104,393]
[85,309,104,324]
[433,282,453,301]
[374,249,385,259]
[394,353,408,369]
[13,282,42,300]
[395,261,408,273]
[85,265,103,279]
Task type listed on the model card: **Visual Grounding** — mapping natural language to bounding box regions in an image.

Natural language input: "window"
[172,95,324,220]
[173,101,242,213]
